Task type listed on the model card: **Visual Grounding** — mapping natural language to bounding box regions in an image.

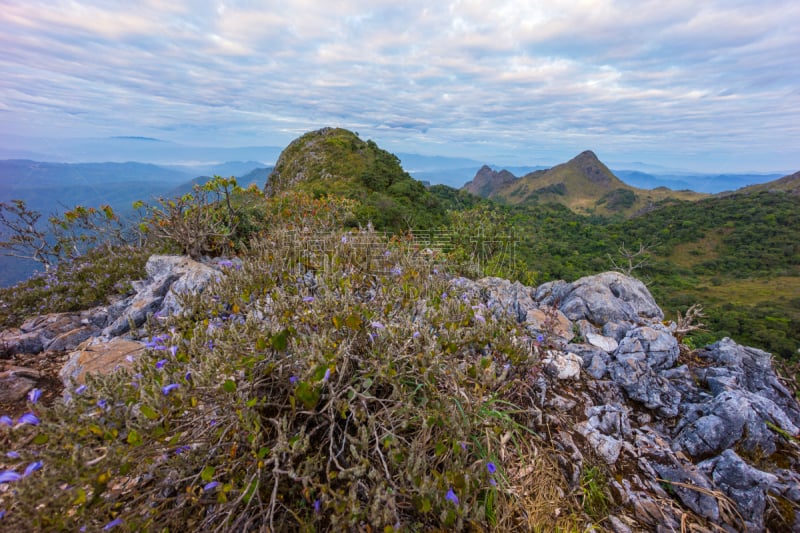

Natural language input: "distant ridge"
[731,170,800,196]
[461,150,706,216]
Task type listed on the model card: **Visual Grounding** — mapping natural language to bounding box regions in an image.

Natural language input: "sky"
[1,0,799,173]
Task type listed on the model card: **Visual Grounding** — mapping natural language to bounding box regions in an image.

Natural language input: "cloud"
[0,0,798,171]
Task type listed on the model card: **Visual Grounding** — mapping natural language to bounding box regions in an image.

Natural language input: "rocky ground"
[2,256,799,531]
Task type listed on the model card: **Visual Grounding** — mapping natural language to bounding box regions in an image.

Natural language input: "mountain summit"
[463,150,705,216]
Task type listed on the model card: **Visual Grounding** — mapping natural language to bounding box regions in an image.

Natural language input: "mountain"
[264,127,468,230]
[462,165,517,197]
[731,170,800,196]
[463,150,706,216]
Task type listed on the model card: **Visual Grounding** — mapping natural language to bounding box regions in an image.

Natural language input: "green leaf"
[271,328,289,351]
[295,381,321,409]
[140,404,159,420]
[201,465,215,483]
[222,379,237,393]
[126,429,142,446]
[255,337,268,351]
[32,433,49,444]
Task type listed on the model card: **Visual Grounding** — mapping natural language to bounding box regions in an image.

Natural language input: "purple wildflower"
[460,442,467,451]
[391,266,402,276]
[174,446,190,455]
[370,321,385,329]
[486,462,497,474]
[412,331,420,338]
[218,260,234,268]
[23,461,43,477]
[155,359,168,369]
[302,296,314,303]
[0,509,5,519]
[475,314,486,324]
[6,451,20,459]
[17,413,39,425]
[27,388,42,403]
[162,384,180,395]
[322,368,331,382]
[74,384,87,395]
[170,345,177,357]
[184,371,192,382]
[313,498,321,513]
[203,481,220,491]
[445,488,459,505]
[289,376,298,384]
[0,471,22,484]
[102,518,123,530]
[97,399,108,410]
[490,478,497,486]
[0,416,12,426]
[536,334,544,343]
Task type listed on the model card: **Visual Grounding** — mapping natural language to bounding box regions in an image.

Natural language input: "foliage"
[0,222,589,531]
[134,176,246,259]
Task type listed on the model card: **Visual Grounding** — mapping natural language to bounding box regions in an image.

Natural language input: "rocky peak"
[462,165,517,197]
[566,150,615,186]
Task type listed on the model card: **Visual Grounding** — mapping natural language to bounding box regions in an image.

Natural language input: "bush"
[0,224,588,531]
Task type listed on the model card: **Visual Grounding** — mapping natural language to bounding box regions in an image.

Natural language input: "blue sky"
[1,0,798,172]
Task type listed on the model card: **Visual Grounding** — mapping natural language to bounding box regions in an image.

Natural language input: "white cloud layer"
[0,0,798,171]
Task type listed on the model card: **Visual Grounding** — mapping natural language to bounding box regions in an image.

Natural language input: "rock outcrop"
[462,165,517,198]
[2,262,798,531]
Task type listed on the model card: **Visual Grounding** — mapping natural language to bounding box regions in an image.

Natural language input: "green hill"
[463,150,706,217]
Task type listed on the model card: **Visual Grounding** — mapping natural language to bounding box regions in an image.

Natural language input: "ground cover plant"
[0,193,591,531]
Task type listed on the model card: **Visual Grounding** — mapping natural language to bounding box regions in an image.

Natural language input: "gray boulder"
[615,325,679,371]
[608,357,681,417]
[535,271,663,326]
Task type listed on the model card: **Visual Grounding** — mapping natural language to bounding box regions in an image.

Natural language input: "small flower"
[459,442,467,451]
[17,413,39,425]
[289,376,298,384]
[23,461,43,477]
[203,481,220,491]
[302,296,314,303]
[322,368,331,382]
[174,446,190,455]
[97,399,108,410]
[412,331,420,339]
[486,462,497,474]
[489,478,497,486]
[6,451,20,459]
[445,488,459,505]
[313,498,321,513]
[370,321,385,329]
[162,384,180,395]
[390,266,402,276]
[0,471,22,484]
[102,518,123,530]
[474,314,486,324]
[74,385,87,395]
[0,509,5,519]
[125,355,136,363]
[27,388,42,403]
[184,371,192,382]
[170,345,178,357]
[536,334,544,343]
[0,416,12,426]
[218,260,233,268]
[155,359,168,369]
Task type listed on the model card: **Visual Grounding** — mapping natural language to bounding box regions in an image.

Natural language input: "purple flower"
[370,321,385,329]
[322,368,331,382]
[302,296,314,303]
[0,509,5,519]
[474,314,486,324]
[203,481,220,491]
[23,461,43,477]
[97,399,108,410]
[174,445,190,455]
[0,471,22,484]
[0,416,12,426]
[27,388,42,403]
[460,442,467,451]
[170,345,177,357]
[486,462,497,474]
[155,359,168,369]
[391,267,402,276]
[6,451,20,459]
[74,384,88,395]
[103,518,123,530]
[17,413,39,425]
[289,376,298,384]
[412,331,420,338]
[536,334,544,343]
[445,488,459,505]
[313,498,321,513]
[218,260,234,268]
[162,384,180,395]
[489,478,497,486]
[184,371,192,382]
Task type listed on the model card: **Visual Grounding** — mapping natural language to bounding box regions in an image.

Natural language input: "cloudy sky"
[1,0,798,172]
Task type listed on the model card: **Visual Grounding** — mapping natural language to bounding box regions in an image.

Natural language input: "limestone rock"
[543,351,582,380]
[586,332,618,353]
[0,365,41,402]
[525,306,573,342]
[615,325,679,370]
[535,271,663,326]
[608,357,681,417]
[60,337,145,386]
